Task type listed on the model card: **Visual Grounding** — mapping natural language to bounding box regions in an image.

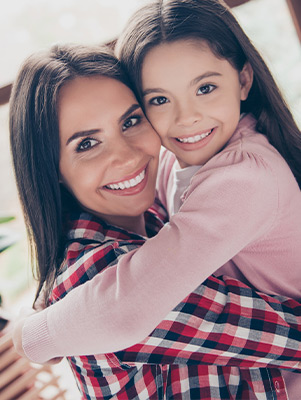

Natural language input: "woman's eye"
[197,84,215,95]
[122,115,141,131]
[76,138,99,152]
[149,96,169,106]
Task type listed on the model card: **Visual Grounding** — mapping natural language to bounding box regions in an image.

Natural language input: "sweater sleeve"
[22,150,286,362]
[22,273,301,369]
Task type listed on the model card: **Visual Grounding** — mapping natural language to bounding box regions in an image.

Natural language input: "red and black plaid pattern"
[49,211,300,399]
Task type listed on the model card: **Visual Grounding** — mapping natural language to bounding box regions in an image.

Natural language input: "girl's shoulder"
[186,114,299,216]
[210,113,289,177]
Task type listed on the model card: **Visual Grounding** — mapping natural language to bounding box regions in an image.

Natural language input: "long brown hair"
[116,0,301,188]
[9,44,131,305]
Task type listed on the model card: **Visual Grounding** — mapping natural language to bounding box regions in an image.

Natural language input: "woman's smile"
[103,163,148,195]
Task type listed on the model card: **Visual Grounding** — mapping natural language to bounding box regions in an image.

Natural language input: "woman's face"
[141,39,252,168]
[58,76,161,226]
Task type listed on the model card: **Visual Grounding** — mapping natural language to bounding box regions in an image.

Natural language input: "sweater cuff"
[22,310,58,364]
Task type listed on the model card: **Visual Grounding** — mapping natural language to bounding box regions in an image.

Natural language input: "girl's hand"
[12,307,63,364]
[12,307,36,359]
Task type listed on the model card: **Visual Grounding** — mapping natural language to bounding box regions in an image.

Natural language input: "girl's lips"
[102,163,149,196]
[173,128,215,150]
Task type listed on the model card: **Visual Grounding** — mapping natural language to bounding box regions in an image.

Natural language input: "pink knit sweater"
[22,114,301,369]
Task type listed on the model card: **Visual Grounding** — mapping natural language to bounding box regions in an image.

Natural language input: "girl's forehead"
[142,39,219,66]
[141,40,228,76]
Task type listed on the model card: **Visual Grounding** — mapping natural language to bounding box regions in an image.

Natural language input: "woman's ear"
[239,62,253,101]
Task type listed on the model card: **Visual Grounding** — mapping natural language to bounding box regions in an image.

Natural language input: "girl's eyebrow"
[142,88,165,97]
[65,104,141,146]
[190,71,222,86]
[142,71,222,97]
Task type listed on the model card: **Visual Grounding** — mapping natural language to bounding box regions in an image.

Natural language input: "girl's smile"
[142,39,253,168]
[174,127,215,151]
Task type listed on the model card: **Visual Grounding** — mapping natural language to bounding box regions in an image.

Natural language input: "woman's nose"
[110,137,140,167]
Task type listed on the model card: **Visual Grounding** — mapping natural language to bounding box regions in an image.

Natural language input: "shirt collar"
[65,209,163,245]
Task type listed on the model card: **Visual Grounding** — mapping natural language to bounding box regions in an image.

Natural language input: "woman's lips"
[102,163,149,196]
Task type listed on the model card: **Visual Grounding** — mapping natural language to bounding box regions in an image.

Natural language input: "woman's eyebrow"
[118,103,141,123]
[65,104,141,145]
[66,129,100,146]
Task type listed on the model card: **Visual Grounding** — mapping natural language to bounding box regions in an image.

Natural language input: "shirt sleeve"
[115,275,301,370]
[22,150,300,365]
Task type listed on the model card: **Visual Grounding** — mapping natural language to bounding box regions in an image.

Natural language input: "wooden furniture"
[0,85,12,107]
[0,330,66,400]
[224,0,301,41]
[224,0,251,6]
[286,0,301,41]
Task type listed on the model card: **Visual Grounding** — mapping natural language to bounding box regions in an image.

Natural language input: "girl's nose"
[175,101,202,127]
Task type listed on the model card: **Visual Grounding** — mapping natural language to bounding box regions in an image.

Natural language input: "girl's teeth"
[106,170,145,190]
[177,130,212,143]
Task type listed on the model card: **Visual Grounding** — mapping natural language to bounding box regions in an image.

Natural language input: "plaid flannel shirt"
[49,210,301,399]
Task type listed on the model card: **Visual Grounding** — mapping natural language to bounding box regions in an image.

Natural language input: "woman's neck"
[101,214,147,237]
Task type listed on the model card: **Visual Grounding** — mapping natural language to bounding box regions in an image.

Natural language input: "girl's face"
[58,76,161,227]
[141,39,253,168]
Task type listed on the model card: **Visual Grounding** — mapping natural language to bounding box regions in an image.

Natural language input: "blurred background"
[0,0,300,397]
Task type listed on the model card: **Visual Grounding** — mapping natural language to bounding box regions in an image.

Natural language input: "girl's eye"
[76,138,99,152]
[122,115,142,131]
[197,84,215,95]
[149,96,169,106]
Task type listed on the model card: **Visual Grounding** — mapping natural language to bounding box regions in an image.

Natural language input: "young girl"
[11,0,301,395]
[115,0,301,396]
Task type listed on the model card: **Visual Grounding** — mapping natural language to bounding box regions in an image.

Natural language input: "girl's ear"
[239,62,253,101]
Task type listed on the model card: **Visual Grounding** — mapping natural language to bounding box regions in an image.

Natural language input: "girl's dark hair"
[116,0,301,188]
[9,44,130,305]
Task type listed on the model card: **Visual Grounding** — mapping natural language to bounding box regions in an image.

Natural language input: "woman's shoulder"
[50,212,145,302]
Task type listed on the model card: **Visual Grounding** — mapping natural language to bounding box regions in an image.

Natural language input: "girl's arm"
[20,147,299,363]
[19,246,301,369]
[19,272,301,369]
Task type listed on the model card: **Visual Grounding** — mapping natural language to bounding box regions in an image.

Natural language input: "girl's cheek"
[152,118,168,137]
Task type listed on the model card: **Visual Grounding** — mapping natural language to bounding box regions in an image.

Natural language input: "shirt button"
[275,380,281,393]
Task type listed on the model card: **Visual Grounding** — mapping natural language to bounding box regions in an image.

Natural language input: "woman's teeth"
[106,169,145,190]
[177,129,212,143]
